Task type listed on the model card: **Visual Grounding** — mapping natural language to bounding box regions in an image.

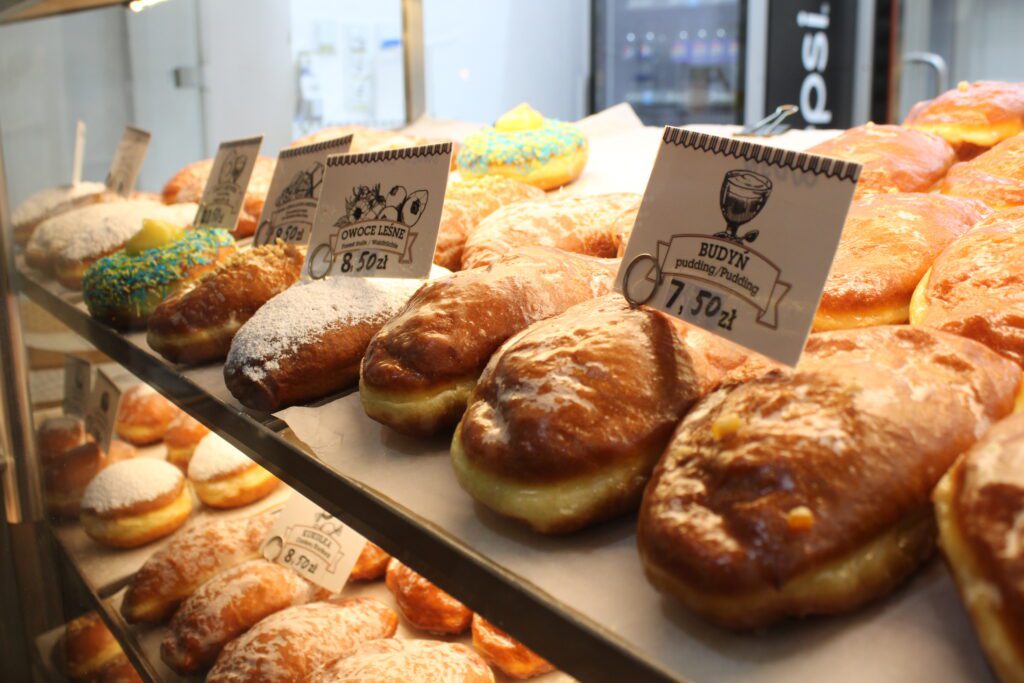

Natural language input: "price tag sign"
[105,126,151,196]
[252,135,353,247]
[617,128,860,366]
[63,356,92,417]
[261,494,368,593]
[71,120,86,186]
[193,135,264,231]
[84,369,122,452]
[302,143,452,280]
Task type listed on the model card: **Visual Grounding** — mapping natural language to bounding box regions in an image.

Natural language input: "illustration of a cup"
[716,170,772,243]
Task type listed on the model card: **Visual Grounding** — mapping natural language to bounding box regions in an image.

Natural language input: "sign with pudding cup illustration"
[618,128,860,366]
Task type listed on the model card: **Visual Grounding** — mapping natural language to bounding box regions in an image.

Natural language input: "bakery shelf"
[0,0,123,24]
[17,267,680,682]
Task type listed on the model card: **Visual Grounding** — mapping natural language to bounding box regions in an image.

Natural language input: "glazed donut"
[934,412,1024,683]
[147,241,306,365]
[433,175,544,271]
[115,384,181,446]
[122,511,276,623]
[37,415,91,465]
[637,326,1020,629]
[471,614,554,679]
[162,559,321,674]
[940,134,1024,209]
[187,432,279,509]
[224,265,449,413]
[910,207,1024,367]
[351,541,391,581]
[360,247,617,436]
[13,181,106,246]
[460,192,639,270]
[614,204,640,257]
[806,123,956,196]
[163,412,209,472]
[44,440,137,519]
[80,458,192,548]
[904,81,1024,157]
[457,103,588,190]
[161,156,276,238]
[312,639,494,683]
[813,193,990,331]
[385,559,472,634]
[52,201,200,290]
[52,611,123,682]
[206,597,399,683]
[453,295,754,534]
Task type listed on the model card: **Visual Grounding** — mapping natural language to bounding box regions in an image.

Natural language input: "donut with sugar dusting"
[312,639,494,683]
[115,384,182,446]
[187,432,279,509]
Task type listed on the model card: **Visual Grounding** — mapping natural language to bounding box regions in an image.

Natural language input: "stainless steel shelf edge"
[18,270,683,683]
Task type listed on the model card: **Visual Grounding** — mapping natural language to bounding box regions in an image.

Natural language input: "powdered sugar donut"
[115,384,182,446]
[13,181,107,246]
[80,458,191,548]
[45,439,137,519]
[385,559,472,635]
[312,639,494,683]
[187,432,279,509]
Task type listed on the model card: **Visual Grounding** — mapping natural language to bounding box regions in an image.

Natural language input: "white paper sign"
[105,126,151,196]
[261,493,368,593]
[193,135,264,231]
[617,128,860,366]
[63,356,91,417]
[84,369,122,452]
[71,120,86,186]
[303,143,452,280]
[252,135,353,246]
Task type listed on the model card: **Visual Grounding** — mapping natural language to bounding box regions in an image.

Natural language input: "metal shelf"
[17,269,679,683]
[0,0,123,24]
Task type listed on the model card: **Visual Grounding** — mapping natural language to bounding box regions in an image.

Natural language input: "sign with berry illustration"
[252,134,353,247]
[617,128,860,366]
[303,142,452,280]
[194,135,264,232]
[105,126,151,196]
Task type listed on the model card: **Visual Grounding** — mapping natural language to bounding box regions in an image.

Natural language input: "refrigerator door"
[593,0,743,126]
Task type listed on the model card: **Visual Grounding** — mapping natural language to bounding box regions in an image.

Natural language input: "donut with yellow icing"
[456,104,587,190]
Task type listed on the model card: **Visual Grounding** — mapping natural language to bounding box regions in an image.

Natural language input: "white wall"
[422,0,590,124]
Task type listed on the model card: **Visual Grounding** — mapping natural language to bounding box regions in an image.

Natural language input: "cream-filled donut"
[187,432,279,509]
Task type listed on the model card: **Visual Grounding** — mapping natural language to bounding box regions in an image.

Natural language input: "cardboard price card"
[252,135,354,247]
[617,128,861,366]
[105,126,151,196]
[303,143,452,280]
[71,120,86,186]
[194,135,264,231]
[63,356,92,417]
[84,369,122,452]
[261,494,368,593]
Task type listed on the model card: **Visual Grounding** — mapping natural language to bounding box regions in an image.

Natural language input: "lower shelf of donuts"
[21,270,997,683]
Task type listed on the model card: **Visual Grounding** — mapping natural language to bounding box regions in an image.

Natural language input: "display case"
[2,2,1023,683]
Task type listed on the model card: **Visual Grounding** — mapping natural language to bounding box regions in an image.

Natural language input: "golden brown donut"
[385,558,472,634]
[904,81,1024,156]
[147,241,306,365]
[350,541,391,581]
[638,325,1020,629]
[161,156,276,238]
[187,432,279,509]
[360,247,618,436]
[940,134,1024,209]
[613,205,640,257]
[37,415,91,466]
[121,511,276,623]
[453,295,755,534]
[206,597,399,683]
[52,611,123,682]
[434,175,545,270]
[813,193,990,331]
[225,266,448,413]
[96,656,142,683]
[164,412,209,472]
[162,559,321,674]
[807,123,956,197]
[44,440,137,519]
[80,458,192,548]
[115,384,181,446]
[471,614,553,679]
[934,412,1024,683]
[911,207,1024,367]
[13,182,107,247]
[460,192,639,269]
[312,639,494,683]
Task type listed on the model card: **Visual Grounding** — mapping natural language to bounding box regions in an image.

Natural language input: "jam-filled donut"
[80,458,192,548]
[385,559,472,634]
[187,432,279,509]
[457,103,588,190]
[115,384,181,446]
[312,639,494,683]
[164,412,209,472]
[471,614,553,679]
[44,440,137,519]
